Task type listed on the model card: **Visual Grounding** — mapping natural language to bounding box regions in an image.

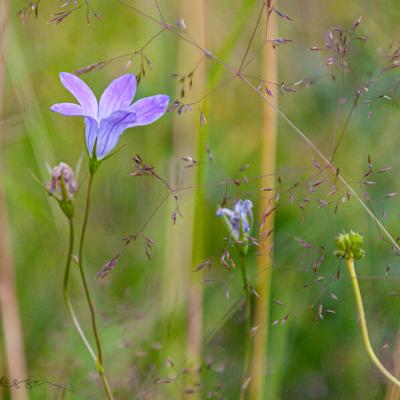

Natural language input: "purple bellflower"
[51,73,170,160]
[217,199,253,242]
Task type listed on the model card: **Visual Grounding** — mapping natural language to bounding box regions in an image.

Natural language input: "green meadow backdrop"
[1,0,400,399]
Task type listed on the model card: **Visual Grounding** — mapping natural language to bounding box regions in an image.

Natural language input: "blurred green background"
[2,0,400,399]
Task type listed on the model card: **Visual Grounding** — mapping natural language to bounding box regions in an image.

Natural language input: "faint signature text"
[0,376,70,391]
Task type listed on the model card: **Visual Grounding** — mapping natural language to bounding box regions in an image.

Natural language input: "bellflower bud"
[217,199,253,255]
[47,162,77,218]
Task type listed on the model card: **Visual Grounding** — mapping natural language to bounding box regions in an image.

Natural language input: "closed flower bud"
[48,162,77,201]
[47,162,77,218]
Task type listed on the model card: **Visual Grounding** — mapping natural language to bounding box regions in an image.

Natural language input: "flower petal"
[59,72,98,119]
[84,117,99,157]
[51,102,85,116]
[125,94,169,126]
[99,74,137,119]
[216,208,235,219]
[96,111,137,159]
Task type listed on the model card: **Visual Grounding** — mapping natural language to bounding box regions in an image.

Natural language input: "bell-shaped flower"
[51,73,170,160]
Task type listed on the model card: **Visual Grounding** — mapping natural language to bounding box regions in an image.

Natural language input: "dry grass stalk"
[183,0,207,396]
[249,2,278,399]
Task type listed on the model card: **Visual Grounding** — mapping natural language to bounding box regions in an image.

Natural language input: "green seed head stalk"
[334,230,400,387]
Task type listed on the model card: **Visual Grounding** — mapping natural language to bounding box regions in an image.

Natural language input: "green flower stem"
[239,255,252,400]
[63,216,97,363]
[78,171,114,400]
[347,257,400,387]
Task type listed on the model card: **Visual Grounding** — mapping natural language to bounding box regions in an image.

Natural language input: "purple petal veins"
[99,74,137,119]
[51,72,170,159]
[85,117,99,157]
[59,72,98,118]
[125,95,170,126]
[96,111,137,158]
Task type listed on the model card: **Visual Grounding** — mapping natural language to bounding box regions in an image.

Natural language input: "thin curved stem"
[78,173,103,362]
[63,217,97,362]
[347,258,400,387]
[78,172,114,400]
[239,255,252,400]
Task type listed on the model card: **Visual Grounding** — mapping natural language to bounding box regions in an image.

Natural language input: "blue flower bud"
[217,199,253,255]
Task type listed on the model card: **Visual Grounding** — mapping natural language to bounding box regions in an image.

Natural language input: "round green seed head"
[334,230,365,260]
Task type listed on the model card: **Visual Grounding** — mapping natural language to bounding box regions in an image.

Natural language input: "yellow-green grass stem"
[239,255,252,400]
[249,3,278,399]
[347,257,400,388]
[185,110,207,398]
[182,1,207,398]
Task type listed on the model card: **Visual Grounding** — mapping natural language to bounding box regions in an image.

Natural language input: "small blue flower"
[51,73,170,160]
[217,199,253,241]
